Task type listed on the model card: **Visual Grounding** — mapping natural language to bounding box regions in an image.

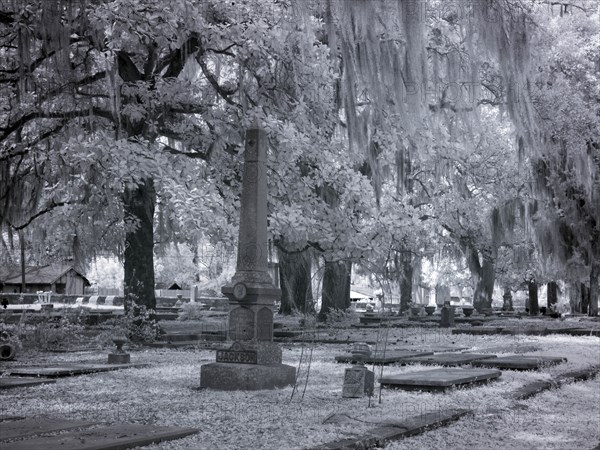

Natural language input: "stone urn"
[425,306,436,316]
[462,306,475,317]
[410,306,422,316]
[108,333,130,364]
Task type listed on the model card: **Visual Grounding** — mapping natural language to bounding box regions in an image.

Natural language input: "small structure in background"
[0,264,89,295]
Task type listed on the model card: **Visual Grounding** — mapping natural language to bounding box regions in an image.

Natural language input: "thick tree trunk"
[528,280,539,315]
[19,230,25,293]
[590,260,599,317]
[502,287,513,311]
[318,259,351,321]
[123,178,156,313]
[547,281,558,311]
[473,256,495,312]
[580,283,590,315]
[400,251,413,313]
[569,283,581,313]
[277,246,313,315]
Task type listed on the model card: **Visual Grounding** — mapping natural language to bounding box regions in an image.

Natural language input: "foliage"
[98,304,160,345]
[323,307,358,329]
[177,302,205,322]
[16,308,87,351]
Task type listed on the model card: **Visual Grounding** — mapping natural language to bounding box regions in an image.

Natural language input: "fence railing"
[84,288,193,298]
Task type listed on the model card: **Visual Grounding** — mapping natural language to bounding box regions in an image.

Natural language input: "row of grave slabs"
[334,349,568,391]
[0,362,200,450]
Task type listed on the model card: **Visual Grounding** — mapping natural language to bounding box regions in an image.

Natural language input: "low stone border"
[509,365,600,400]
[307,409,471,450]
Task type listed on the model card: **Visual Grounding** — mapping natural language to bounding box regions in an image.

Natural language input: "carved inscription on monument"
[229,307,254,341]
[216,349,258,364]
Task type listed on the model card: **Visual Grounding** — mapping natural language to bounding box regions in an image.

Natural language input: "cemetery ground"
[1,312,599,450]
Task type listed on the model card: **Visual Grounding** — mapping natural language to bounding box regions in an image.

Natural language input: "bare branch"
[9,200,78,231]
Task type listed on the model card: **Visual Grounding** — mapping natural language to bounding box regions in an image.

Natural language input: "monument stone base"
[200,362,296,390]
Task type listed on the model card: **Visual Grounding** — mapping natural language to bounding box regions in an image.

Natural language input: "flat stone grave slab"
[0,423,199,450]
[548,328,600,337]
[278,336,378,345]
[313,409,471,449]
[0,377,56,390]
[7,363,147,378]
[409,346,471,353]
[476,344,540,354]
[0,417,99,440]
[452,327,505,335]
[335,350,433,365]
[402,353,498,366]
[380,368,502,391]
[472,355,567,370]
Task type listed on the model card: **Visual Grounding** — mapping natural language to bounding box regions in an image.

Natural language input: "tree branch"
[1,107,114,141]
[9,200,78,231]
[196,52,240,107]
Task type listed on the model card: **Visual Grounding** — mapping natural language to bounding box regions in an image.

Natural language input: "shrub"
[21,308,87,351]
[324,308,358,328]
[96,304,160,346]
[177,302,205,321]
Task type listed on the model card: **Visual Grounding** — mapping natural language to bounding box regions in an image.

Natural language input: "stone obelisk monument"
[200,126,296,390]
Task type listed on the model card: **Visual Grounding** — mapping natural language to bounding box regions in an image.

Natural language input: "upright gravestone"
[200,126,296,390]
[440,301,455,328]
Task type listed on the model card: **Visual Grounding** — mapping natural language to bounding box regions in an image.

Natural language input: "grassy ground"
[1,315,599,449]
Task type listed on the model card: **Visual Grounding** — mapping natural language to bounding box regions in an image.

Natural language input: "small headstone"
[439,301,455,328]
[342,365,375,398]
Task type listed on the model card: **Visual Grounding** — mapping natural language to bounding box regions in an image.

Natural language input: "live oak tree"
[1,0,345,320]
[526,2,600,315]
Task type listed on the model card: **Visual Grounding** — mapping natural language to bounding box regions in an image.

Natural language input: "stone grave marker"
[0,423,198,450]
[439,301,455,328]
[314,409,471,449]
[0,417,99,440]
[380,368,502,391]
[472,355,567,370]
[402,353,498,367]
[342,365,375,398]
[200,126,295,390]
[335,350,434,365]
[0,377,56,390]
[7,363,145,378]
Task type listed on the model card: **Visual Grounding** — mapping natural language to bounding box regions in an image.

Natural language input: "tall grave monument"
[200,126,296,390]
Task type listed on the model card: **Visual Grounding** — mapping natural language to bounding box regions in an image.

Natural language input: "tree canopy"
[1,0,598,318]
